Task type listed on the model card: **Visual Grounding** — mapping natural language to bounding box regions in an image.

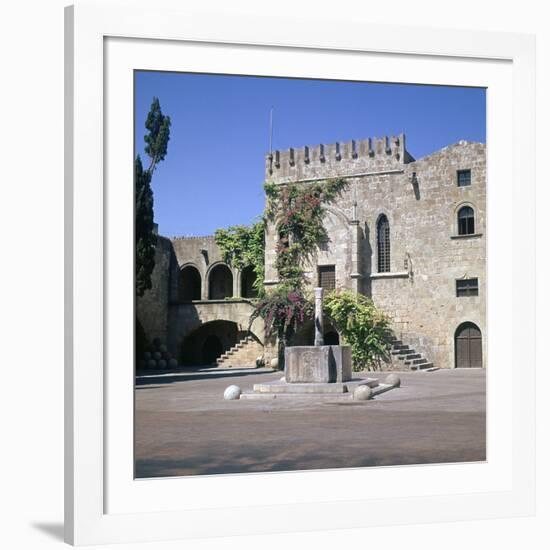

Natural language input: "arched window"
[455,322,482,368]
[208,264,233,300]
[458,206,475,235]
[178,265,201,301]
[377,214,391,273]
[241,265,258,298]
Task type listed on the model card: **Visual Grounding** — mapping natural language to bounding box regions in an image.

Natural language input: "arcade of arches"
[177,263,259,302]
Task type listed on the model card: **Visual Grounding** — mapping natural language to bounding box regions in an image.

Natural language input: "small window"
[456,278,479,297]
[457,169,471,187]
[318,265,336,291]
[457,206,475,235]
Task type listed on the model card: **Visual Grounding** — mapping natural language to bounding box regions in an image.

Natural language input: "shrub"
[324,290,391,371]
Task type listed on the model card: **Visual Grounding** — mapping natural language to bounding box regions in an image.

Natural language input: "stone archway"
[208,264,233,300]
[179,320,240,365]
[179,265,201,301]
[241,265,258,298]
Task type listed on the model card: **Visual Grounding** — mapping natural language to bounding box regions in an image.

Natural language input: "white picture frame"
[65,0,536,545]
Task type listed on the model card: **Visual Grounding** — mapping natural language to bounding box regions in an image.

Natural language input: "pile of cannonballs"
[139,338,178,370]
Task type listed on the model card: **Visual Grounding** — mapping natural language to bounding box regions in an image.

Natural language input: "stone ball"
[143,351,151,360]
[255,356,264,368]
[354,385,373,401]
[385,374,401,387]
[159,344,167,353]
[153,351,162,361]
[147,359,157,369]
[223,385,241,400]
[157,359,167,369]
[168,358,178,368]
[270,358,278,369]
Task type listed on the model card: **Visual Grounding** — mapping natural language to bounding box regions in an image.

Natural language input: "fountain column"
[314,287,324,347]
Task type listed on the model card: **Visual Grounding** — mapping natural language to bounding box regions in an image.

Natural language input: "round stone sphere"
[385,374,401,387]
[168,358,178,368]
[354,385,373,401]
[223,385,242,400]
[147,359,157,370]
[270,358,278,369]
[153,351,162,361]
[255,356,264,368]
[157,359,167,369]
[143,351,151,360]
[159,344,167,353]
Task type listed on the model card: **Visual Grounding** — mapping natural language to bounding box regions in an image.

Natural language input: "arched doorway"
[208,264,233,300]
[241,265,258,298]
[179,265,201,301]
[201,335,223,365]
[455,322,482,368]
[180,320,239,365]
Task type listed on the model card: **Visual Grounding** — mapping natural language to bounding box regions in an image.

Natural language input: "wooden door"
[455,322,482,368]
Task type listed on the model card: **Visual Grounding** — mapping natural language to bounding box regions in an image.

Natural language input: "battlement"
[265,134,413,183]
[170,235,215,241]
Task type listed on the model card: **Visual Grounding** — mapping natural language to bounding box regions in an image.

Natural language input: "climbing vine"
[248,287,314,369]
[214,221,266,297]
[264,177,348,288]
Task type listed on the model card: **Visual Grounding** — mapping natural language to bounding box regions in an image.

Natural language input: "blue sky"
[135,71,485,237]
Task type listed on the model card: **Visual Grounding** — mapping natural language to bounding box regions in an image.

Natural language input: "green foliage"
[214,221,265,297]
[263,178,348,288]
[135,98,171,297]
[324,290,392,371]
[135,155,156,296]
[248,288,314,369]
[144,97,171,172]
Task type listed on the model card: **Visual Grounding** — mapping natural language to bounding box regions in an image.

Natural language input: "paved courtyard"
[135,367,486,478]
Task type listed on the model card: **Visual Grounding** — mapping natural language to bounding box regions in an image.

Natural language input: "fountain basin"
[284,345,352,383]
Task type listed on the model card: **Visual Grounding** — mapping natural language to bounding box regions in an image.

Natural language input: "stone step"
[411,362,433,370]
[402,353,421,360]
[393,345,410,351]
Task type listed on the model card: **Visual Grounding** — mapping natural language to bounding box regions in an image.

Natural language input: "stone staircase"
[389,337,437,371]
[216,336,264,368]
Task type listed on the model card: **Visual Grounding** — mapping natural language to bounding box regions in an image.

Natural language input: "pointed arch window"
[377,214,391,273]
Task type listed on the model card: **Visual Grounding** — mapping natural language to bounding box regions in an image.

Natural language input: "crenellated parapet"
[265,134,414,183]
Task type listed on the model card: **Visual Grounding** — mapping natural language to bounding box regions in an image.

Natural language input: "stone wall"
[136,236,174,345]
[265,137,486,369]
[138,134,486,370]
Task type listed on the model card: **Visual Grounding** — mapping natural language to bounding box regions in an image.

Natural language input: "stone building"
[137,133,486,370]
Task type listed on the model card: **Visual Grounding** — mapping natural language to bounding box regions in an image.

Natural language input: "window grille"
[318,265,336,291]
[377,214,391,272]
[456,278,479,297]
[458,206,475,235]
[457,169,472,187]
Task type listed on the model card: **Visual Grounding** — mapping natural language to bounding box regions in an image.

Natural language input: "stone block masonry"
[137,133,486,371]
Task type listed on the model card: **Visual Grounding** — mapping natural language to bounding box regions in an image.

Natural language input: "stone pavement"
[135,367,486,478]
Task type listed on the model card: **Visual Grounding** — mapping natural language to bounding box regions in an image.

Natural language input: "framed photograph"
[65,1,535,545]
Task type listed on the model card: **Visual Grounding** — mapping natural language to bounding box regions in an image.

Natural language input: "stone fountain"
[237,288,400,400]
